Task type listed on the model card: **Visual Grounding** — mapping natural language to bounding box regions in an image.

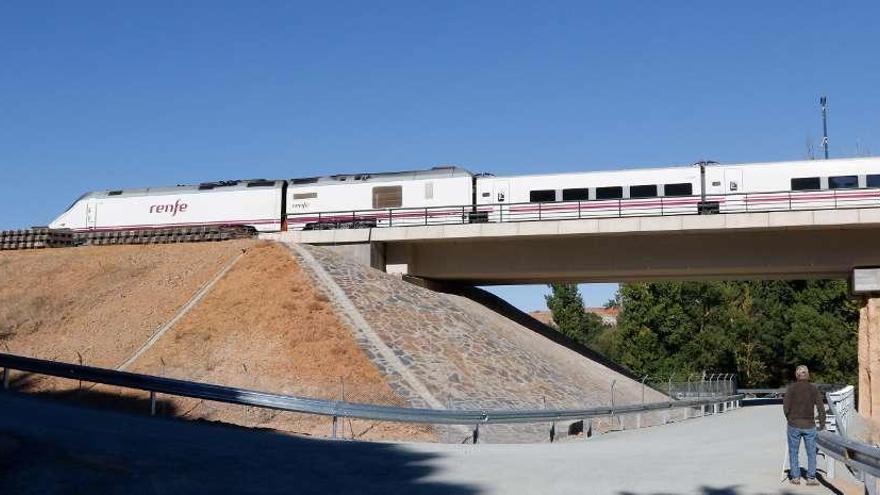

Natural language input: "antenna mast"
[820,96,829,159]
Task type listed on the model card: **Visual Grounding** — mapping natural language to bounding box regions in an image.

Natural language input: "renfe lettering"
[149,199,189,216]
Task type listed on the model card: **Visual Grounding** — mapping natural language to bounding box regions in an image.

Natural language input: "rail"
[817,432,880,491]
[0,352,742,443]
[289,186,880,230]
[817,385,880,494]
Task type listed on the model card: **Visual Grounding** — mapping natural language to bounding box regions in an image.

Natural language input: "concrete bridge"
[265,207,880,284]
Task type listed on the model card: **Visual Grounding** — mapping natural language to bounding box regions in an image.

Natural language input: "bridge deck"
[0,393,841,494]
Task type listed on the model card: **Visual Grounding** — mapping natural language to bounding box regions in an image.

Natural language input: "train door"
[492,181,509,204]
[725,169,743,193]
[723,169,744,212]
[85,199,98,229]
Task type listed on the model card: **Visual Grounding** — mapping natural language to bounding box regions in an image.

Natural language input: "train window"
[293,192,317,200]
[107,190,123,196]
[292,177,319,185]
[829,175,858,189]
[529,190,556,202]
[664,183,693,197]
[791,177,821,190]
[596,186,623,200]
[372,186,402,209]
[630,185,658,198]
[562,188,590,201]
[247,180,276,187]
[425,182,434,200]
[868,175,880,188]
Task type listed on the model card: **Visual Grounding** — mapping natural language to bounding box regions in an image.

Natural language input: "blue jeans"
[787,425,817,479]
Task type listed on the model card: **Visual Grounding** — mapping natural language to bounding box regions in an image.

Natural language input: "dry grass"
[0,241,250,368]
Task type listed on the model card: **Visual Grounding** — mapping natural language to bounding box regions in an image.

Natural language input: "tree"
[544,283,603,347]
[608,280,858,387]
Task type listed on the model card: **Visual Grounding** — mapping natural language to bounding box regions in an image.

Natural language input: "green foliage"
[608,280,858,387]
[544,283,604,347]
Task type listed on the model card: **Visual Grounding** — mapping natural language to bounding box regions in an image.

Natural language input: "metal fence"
[644,373,737,401]
[0,352,742,443]
[290,187,880,230]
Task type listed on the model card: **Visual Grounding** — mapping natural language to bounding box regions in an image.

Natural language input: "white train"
[50,157,880,233]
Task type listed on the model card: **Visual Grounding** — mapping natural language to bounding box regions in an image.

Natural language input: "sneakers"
[789,478,801,485]
[806,478,820,486]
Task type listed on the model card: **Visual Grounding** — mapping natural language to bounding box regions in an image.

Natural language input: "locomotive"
[49,157,880,233]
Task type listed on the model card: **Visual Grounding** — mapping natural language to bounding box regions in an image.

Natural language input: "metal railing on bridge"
[0,352,742,444]
[291,187,880,230]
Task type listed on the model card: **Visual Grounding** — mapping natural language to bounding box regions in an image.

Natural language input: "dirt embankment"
[0,241,249,366]
[0,241,426,441]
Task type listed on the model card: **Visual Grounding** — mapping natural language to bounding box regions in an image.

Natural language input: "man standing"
[784,365,826,485]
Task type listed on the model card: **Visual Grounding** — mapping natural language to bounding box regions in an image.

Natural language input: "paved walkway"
[0,393,838,494]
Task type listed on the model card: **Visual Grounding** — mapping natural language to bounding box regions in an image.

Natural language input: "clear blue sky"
[2,1,878,310]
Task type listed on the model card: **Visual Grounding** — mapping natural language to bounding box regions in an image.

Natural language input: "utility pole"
[820,96,829,159]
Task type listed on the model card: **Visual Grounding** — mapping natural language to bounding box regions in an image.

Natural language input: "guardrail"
[0,352,742,443]
[288,186,880,230]
[817,385,880,494]
[818,432,880,494]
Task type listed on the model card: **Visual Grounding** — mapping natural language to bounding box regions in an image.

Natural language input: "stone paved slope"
[289,244,668,442]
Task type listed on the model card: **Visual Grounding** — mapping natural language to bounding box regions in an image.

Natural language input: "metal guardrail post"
[149,391,156,416]
[544,396,556,442]
[2,367,8,389]
[610,380,617,429]
[472,423,479,444]
[641,375,647,405]
[332,415,338,439]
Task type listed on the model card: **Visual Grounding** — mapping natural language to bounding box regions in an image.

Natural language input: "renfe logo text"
[149,199,188,216]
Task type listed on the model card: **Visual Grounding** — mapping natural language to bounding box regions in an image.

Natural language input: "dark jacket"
[783,381,826,429]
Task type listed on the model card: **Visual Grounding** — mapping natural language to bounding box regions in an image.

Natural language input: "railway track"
[0,225,256,251]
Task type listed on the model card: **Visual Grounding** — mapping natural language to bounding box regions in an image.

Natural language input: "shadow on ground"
[620,488,797,495]
[0,392,478,495]
[618,473,842,495]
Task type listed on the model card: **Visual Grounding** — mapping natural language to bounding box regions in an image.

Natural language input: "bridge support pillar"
[854,268,880,419]
[859,296,880,418]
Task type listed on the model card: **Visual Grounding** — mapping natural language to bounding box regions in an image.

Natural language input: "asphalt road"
[0,393,838,494]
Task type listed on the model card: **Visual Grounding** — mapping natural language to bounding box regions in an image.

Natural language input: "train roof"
[289,165,473,186]
[493,156,880,180]
[77,179,285,200]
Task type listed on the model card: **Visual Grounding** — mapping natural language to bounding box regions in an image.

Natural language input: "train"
[49,157,880,233]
